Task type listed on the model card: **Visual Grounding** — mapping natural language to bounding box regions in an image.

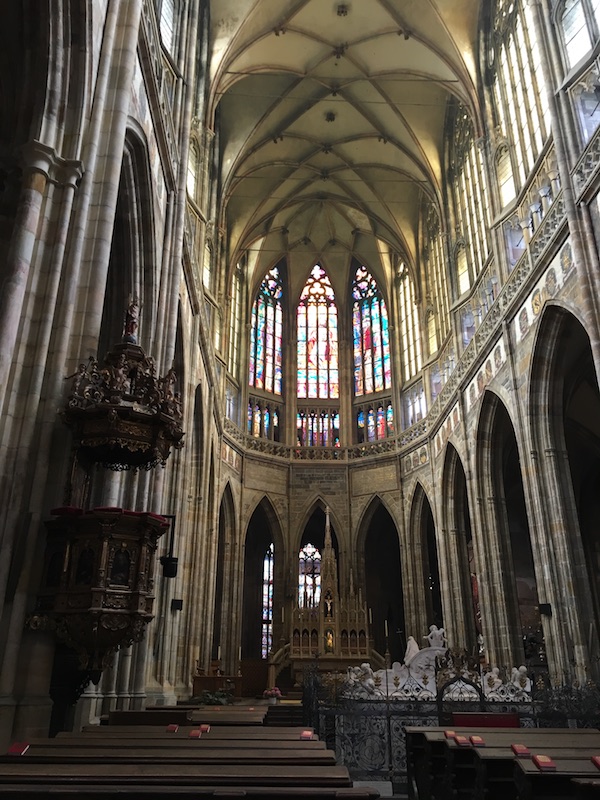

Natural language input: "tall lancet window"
[249,267,283,395]
[298,544,321,608]
[297,266,339,399]
[352,265,391,395]
[261,543,274,658]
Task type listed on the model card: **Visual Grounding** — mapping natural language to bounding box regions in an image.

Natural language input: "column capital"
[20,140,84,187]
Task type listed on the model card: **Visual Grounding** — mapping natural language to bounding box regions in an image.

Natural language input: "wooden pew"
[0,786,381,800]
[107,709,193,726]
[0,762,354,787]
[405,726,600,800]
[46,735,327,750]
[472,746,600,800]
[74,725,315,739]
[514,756,600,800]
[1,745,337,766]
[444,732,600,800]
[107,709,268,726]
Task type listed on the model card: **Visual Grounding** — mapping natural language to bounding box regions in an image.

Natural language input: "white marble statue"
[425,624,447,649]
[513,664,532,692]
[483,666,503,695]
[404,635,420,665]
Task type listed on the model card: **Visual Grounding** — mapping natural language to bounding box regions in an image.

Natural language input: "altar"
[286,507,378,685]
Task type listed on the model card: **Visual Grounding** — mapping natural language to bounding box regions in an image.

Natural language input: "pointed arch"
[98,127,157,359]
[440,443,478,651]
[408,482,443,633]
[213,483,236,661]
[475,390,538,666]
[528,304,600,679]
[241,496,285,665]
[356,495,405,662]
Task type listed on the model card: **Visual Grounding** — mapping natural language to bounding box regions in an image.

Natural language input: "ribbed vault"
[209,0,482,291]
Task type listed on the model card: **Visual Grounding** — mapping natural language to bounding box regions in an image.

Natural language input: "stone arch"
[356,495,405,663]
[475,390,538,667]
[241,496,285,662]
[212,482,236,664]
[294,498,341,556]
[407,482,443,644]
[440,443,478,653]
[528,303,600,680]
[98,128,157,360]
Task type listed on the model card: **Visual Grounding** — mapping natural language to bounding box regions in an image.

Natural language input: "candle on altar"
[281,606,284,623]
[238,646,242,661]
[368,608,373,624]
[384,619,388,637]
[217,645,221,660]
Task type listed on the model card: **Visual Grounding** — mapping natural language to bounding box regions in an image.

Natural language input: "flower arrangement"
[263,687,282,699]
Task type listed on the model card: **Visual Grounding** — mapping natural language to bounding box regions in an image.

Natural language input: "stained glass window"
[299,543,321,607]
[228,266,242,377]
[249,267,283,395]
[352,265,391,396]
[398,264,423,381]
[297,409,340,447]
[297,266,339,399]
[261,543,274,658]
[356,402,394,442]
[248,398,281,441]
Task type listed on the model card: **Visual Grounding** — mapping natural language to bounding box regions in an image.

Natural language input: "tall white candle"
[281,606,284,623]
[368,608,373,624]
[384,620,388,637]
[217,645,221,660]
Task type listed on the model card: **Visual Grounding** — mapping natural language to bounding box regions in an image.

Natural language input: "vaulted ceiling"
[208,0,482,296]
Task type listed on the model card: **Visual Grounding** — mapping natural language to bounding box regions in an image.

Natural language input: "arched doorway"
[529,306,600,679]
[362,500,405,662]
[476,393,539,666]
[440,445,479,652]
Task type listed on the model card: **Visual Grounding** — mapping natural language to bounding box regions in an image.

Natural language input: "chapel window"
[297,265,339,399]
[491,0,550,198]
[397,263,423,382]
[261,543,274,658]
[249,266,283,395]
[298,543,321,608]
[228,265,243,378]
[561,0,593,68]
[447,105,491,297]
[352,265,391,396]
[158,0,177,53]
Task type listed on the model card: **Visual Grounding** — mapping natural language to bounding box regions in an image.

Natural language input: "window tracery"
[299,543,321,608]
[352,265,391,396]
[249,266,283,395]
[490,0,549,202]
[297,265,339,399]
[397,263,422,382]
[262,543,274,658]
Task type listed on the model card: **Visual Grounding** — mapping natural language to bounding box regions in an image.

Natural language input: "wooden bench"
[107,710,193,726]
[451,712,520,728]
[1,745,336,766]
[514,756,600,800]
[0,762,354,787]
[75,725,315,739]
[47,735,326,750]
[471,746,600,800]
[405,726,600,800]
[0,786,381,800]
